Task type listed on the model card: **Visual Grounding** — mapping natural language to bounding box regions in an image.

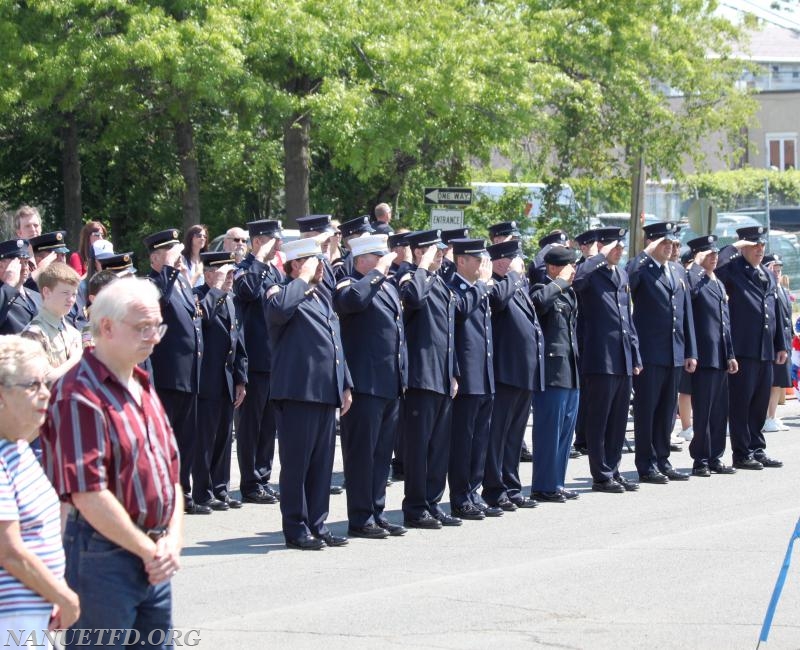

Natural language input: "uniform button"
[336,359,340,365]
[198,352,202,357]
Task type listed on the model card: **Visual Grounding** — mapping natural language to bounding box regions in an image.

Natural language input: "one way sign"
[424,187,473,205]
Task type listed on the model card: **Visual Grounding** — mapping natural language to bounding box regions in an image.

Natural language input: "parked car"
[734,206,800,232]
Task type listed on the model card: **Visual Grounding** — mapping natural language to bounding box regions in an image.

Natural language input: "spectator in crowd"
[0,336,80,645]
[223,227,250,264]
[68,221,107,277]
[181,224,209,288]
[41,277,183,647]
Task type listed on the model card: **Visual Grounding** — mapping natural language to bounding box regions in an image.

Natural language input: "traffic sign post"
[424,187,473,206]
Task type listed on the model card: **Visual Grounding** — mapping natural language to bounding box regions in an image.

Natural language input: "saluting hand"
[255,237,277,263]
[600,240,619,257]
[508,256,524,275]
[558,264,575,284]
[419,244,438,271]
[644,236,665,256]
[2,257,21,287]
[375,252,397,276]
[478,256,493,282]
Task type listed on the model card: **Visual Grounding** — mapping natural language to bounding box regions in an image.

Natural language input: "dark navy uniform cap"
[200,251,236,266]
[488,221,520,239]
[574,229,600,246]
[441,227,471,245]
[247,219,282,239]
[596,227,627,245]
[0,238,31,260]
[538,231,568,249]
[687,234,719,254]
[339,215,375,238]
[98,252,136,275]
[405,229,447,249]
[30,231,69,254]
[143,228,181,251]
[297,214,336,234]
[763,254,783,266]
[642,221,680,242]
[736,225,767,244]
[387,232,409,248]
[450,238,487,257]
[543,246,578,266]
[486,240,522,261]
[680,246,694,265]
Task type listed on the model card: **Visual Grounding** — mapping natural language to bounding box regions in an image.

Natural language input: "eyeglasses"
[90,231,104,238]
[194,232,208,239]
[226,237,247,243]
[123,321,168,340]
[5,378,50,394]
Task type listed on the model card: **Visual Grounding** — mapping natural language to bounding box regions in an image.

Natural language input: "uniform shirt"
[686,264,734,369]
[234,254,283,374]
[41,350,180,531]
[0,438,65,615]
[21,306,82,369]
[449,272,495,395]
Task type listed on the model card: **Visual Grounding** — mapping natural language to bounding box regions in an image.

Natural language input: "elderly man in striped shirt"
[41,277,182,649]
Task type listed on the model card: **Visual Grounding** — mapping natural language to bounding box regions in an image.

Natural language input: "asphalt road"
[173,399,800,650]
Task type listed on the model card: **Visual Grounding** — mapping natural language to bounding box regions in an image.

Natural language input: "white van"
[470,182,578,221]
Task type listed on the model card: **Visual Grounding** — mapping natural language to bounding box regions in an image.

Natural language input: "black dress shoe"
[347,524,389,539]
[733,458,763,470]
[317,532,349,547]
[185,502,213,514]
[574,445,589,455]
[263,484,280,500]
[215,493,243,509]
[202,498,230,511]
[474,502,503,517]
[709,463,737,475]
[330,485,345,495]
[242,488,278,505]
[559,488,580,500]
[404,512,442,529]
[661,468,690,481]
[510,496,538,509]
[376,519,407,536]
[614,476,639,492]
[592,479,625,493]
[691,466,711,477]
[519,448,533,462]
[531,491,566,503]
[569,448,582,459]
[495,497,518,512]
[286,535,324,551]
[433,512,463,526]
[754,454,783,468]
[451,504,485,520]
[639,472,669,484]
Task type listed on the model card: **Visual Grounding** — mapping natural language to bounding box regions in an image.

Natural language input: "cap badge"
[510,221,516,228]
[16,240,23,248]
[56,233,63,241]
[123,254,130,263]
[172,230,179,238]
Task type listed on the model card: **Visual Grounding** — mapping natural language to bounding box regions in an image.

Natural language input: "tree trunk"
[60,113,82,250]
[175,118,201,231]
[283,112,310,223]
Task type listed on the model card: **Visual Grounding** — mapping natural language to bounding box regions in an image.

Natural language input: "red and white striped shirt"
[41,350,179,531]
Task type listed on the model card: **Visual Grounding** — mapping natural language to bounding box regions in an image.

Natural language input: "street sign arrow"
[424,187,473,205]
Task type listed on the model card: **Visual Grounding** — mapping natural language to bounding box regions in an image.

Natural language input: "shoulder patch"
[335,279,352,290]
[399,273,413,285]
[266,285,281,299]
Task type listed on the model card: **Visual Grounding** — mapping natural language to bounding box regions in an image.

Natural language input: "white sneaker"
[775,418,790,431]
[678,427,694,441]
[670,433,684,446]
[762,418,780,433]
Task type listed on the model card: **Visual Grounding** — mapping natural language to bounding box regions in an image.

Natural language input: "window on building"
[767,133,797,170]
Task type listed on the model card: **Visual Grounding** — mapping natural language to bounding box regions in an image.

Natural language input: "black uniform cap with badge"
[200,251,237,267]
[595,227,628,246]
[247,219,282,239]
[486,239,523,261]
[487,221,520,239]
[98,252,137,276]
[29,231,69,255]
[0,238,31,260]
[404,229,448,250]
[441,228,471,245]
[387,232,409,249]
[763,254,783,267]
[449,238,488,258]
[574,229,601,247]
[538,231,569,249]
[543,246,578,266]
[143,228,181,251]
[339,215,375,239]
[736,225,768,244]
[642,221,680,242]
[687,234,720,254]
[297,214,336,234]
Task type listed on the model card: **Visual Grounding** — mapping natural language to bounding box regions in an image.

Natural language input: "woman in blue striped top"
[0,336,79,647]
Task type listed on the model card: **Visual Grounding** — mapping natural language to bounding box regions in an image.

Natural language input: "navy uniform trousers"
[584,374,631,483]
[482,383,532,504]
[729,358,772,463]
[195,396,236,502]
[157,389,197,501]
[274,400,336,540]
[341,394,398,527]
[236,372,276,495]
[531,388,578,493]
[449,394,493,509]
[688,368,729,468]
[633,365,681,476]
[402,388,452,520]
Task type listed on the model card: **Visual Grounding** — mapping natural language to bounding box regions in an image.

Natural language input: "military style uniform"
[0,238,40,334]
[716,227,787,467]
[335,246,408,534]
[684,237,736,473]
